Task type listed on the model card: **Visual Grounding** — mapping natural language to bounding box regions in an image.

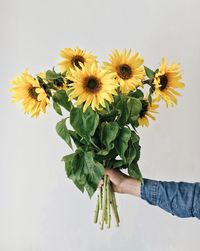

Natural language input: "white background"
[1,0,200,250]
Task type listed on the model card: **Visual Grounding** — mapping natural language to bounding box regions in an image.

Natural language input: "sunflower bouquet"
[10,48,184,230]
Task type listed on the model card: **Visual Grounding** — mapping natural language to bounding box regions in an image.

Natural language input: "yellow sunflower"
[138,99,159,127]
[59,47,97,73]
[153,57,185,106]
[104,49,145,94]
[10,70,50,118]
[67,63,118,112]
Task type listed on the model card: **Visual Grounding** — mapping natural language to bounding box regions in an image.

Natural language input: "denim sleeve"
[140,179,200,219]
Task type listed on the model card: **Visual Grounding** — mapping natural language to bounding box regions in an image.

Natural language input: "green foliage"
[55,89,144,196]
[70,107,99,144]
[53,90,72,112]
[128,162,143,182]
[56,118,72,149]
[69,130,83,148]
[108,130,141,176]
[116,95,142,125]
[125,141,137,165]
[144,66,155,79]
[127,135,142,181]
[114,127,131,161]
[62,149,104,197]
[95,148,118,163]
[127,97,142,123]
[53,101,62,116]
[128,89,144,99]
[100,122,119,151]
[99,110,119,122]
[148,85,155,105]
[46,69,59,81]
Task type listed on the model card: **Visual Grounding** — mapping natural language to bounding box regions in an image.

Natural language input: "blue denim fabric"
[141,179,200,219]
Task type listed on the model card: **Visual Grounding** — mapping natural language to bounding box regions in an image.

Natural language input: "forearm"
[140,179,200,219]
[106,169,200,220]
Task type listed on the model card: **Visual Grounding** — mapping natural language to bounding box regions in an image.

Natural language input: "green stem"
[112,189,120,224]
[94,174,120,229]
[110,185,120,226]
[107,177,111,228]
[93,195,99,224]
[99,187,102,210]
[101,175,107,230]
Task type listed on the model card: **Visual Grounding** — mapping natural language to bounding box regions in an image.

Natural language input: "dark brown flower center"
[71,55,85,68]
[28,87,38,100]
[84,76,101,93]
[159,75,168,91]
[117,64,132,80]
[140,100,149,118]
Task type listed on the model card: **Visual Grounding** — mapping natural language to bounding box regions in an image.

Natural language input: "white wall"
[1,0,200,250]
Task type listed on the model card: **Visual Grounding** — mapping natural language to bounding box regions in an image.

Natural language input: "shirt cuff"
[140,178,160,206]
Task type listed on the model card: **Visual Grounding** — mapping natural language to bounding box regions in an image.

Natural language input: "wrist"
[121,177,141,197]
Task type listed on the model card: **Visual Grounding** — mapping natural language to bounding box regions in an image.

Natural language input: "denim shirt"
[141,179,200,219]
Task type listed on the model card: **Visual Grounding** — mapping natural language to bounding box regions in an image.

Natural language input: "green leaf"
[131,131,140,143]
[148,85,155,105]
[84,157,104,197]
[110,159,125,169]
[69,130,83,148]
[128,162,143,182]
[62,153,75,177]
[116,98,129,125]
[114,127,131,161]
[144,66,155,79]
[125,143,137,165]
[110,132,140,168]
[53,90,72,112]
[67,149,104,197]
[96,149,109,156]
[62,152,85,192]
[99,110,119,122]
[133,140,141,163]
[70,107,99,143]
[62,153,74,163]
[130,120,139,129]
[117,96,142,125]
[53,101,63,116]
[128,89,144,99]
[100,122,119,151]
[95,148,118,162]
[127,97,142,123]
[56,118,72,149]
[46,69,59,80]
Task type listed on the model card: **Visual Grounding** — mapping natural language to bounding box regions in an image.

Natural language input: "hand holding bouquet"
[10,48,184,229]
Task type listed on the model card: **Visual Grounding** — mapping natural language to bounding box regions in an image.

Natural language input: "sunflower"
[59,47,97,73]
[153,57,185,106]
[104,49,145,94]
[138,99,159,127]
[67,63,118,112]
[10,70,50,118]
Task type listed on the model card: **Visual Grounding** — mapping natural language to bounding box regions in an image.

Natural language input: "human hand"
[104,168,141,197]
